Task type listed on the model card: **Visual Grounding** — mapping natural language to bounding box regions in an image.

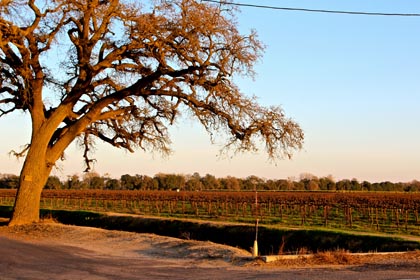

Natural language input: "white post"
[252,187,259,257]
[252,239,258,257]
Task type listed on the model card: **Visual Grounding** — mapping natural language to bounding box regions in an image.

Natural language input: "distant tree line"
[1,172,419,192]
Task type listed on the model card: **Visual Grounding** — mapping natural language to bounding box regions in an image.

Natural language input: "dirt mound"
[1,222,420,279]
[0,222,250,263]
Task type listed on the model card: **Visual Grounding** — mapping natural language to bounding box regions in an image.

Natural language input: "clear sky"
[1,0,419,183]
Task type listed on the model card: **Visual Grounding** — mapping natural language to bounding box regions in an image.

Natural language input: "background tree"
[220,176,241,191]
[361,180,372,191]
[139,175,158,190]
[0,174,19,189]
[201,173,220,190]
[65,174,84,190]
[185,172,203,191]
[44,176,63,190]
[242,175,264,190]
[405,180,420,192]
[105,178,121,190]
[350,178,361,191]
[120,174,138,190]
[154,173,185,190]
[298,173,319,191]
[268,179,290,191]
[318,176,336,191]
[336,179,352,191]
[0,0,303,225]
[82,172,105,189]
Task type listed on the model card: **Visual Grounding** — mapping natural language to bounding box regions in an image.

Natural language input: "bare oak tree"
[0,0,303,225]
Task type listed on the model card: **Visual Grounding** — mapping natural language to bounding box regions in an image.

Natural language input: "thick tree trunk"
[8,143,52,226]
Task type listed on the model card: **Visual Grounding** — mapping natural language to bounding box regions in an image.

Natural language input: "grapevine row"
[1,190,419,233]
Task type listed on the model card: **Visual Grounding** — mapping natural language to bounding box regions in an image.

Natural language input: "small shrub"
[312,249,355,265]
[40,212,59,224]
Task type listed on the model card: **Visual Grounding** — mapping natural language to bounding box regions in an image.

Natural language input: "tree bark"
[8,142,52,226]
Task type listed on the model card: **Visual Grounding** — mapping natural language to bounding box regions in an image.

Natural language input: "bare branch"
[9,144,30,159]
[81,132,96,172]
[2,0,303,178]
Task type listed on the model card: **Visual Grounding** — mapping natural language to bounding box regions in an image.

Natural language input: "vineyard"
[1,189,420,234]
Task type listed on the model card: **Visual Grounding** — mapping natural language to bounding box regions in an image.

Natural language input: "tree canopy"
[0,0,303,225]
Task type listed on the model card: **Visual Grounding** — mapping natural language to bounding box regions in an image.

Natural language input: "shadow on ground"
[1,206,420,255]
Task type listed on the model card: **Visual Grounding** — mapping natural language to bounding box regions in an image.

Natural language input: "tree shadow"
[0,218,9,226]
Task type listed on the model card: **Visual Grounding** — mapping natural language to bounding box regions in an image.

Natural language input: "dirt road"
[1,223,420,280]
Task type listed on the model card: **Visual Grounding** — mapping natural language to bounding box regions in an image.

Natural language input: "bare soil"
[1,218,420,279]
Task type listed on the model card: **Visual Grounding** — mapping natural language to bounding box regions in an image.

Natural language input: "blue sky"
[1,0,419,182]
